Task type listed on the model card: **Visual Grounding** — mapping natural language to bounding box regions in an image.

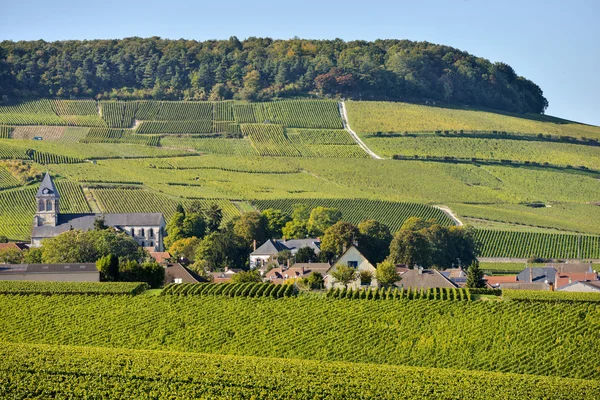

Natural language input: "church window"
[38,200,44,212]
[46,200,52,211]
[141,241,146,247]
[141,228,145,237]
[149,229,154,238]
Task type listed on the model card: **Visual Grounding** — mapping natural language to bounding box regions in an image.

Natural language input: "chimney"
[568,277,572,284]
[342,244,347,253]
[253,240,257,251]
[287,259,290,269]
[529,268,533,283]
[282,236,286,243]
[418,266,423,275]
[301,266,305,275]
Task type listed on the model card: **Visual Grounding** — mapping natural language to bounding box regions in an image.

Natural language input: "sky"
[1,0,599,125]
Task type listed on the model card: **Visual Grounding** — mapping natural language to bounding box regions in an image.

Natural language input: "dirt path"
[83,187,102,213]
[434,205,464,226]
[339,102,383,160]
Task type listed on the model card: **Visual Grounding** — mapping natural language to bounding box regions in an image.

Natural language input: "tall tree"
[307,207,342,237]
[466,261,485,288]
[376,259,401,287]
[358,219,392,264]
[320,221,359,261]
[331,264,357,288]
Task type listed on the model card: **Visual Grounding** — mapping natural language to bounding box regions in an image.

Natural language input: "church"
[31,173,166,251]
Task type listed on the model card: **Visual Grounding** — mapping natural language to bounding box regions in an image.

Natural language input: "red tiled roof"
[485,275,517,287]
[555,272,598,289]
[0,243,26,252]
[148,251,171,264]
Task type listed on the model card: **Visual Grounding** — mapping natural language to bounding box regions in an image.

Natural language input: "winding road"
[339,101,383,160]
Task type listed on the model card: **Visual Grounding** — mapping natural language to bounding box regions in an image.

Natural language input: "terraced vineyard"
[0,181,90,240]
[475,229,600,258]
[91,187,240,223]
[0,167,20,189]
[233,100,343,128]
[253,198,453,232]
[160,136,258,156]
[0,99,106,127]
[0,295,598,380]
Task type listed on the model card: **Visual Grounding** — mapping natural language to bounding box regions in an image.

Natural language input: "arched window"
[141,241,145,247]
[140,228,145,237]
[149,229,154,238]
[45,200,52,211]
[131,228,136,236]
[38,200,44,212]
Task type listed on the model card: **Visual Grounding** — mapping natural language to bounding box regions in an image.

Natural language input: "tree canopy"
[0,37,547,113]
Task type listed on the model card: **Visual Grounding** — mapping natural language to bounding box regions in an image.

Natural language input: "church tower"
[35,173,60,227]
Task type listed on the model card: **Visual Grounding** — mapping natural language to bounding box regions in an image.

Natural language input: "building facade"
[31,173,166,251]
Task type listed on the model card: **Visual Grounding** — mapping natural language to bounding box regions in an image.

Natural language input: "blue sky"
[1,0,598,125]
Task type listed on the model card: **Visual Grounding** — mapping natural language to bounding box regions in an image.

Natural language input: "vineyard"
[346,101,600,140]
[0,181,90,240]
[475,229,600,258]
[0,295,598,380]
[3,342,598,400]
[253,198,453,232]
[162,282,294,298]
[91,187,240,223]
[0,281,149,295]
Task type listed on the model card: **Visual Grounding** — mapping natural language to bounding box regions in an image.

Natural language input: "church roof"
[36,173,60,198]
[32,213,164,238]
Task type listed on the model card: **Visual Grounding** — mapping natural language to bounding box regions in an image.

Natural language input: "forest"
[0,37,548,113]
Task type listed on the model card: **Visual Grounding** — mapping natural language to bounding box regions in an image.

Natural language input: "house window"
[46,200,52,211]
[174,278,183,284]
[348,261,358,268]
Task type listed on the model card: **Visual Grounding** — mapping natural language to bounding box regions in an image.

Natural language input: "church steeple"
[35,173,60,227]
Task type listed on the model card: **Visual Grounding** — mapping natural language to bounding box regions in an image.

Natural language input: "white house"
[249,238,321,269]
[324,245,377,289]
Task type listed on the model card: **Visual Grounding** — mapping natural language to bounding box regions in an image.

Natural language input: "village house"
[396,267,458,290]
[211,268,242,283]
[31,173,166,251]
[249,238,321,269]
[263,262,330,284]
[324,245,377,289]
[557,280,600,293]
[164,263,202,284]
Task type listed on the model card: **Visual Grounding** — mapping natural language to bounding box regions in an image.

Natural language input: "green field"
[346,101,600,140]
[0,294,598,380]
[0,99,599,257]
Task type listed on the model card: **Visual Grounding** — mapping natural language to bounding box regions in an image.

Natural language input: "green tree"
[358,219,392,265]
[93,216,108,230]
[358,270,373,286]
[291,204,310,222]
[0,248,24,264]
[23,247,43,264]
[41,230,98,263]
[307,207,342,237]
[231,269,262,283]
[320,221,358,261]
[205,204,223,233]
[295,246,318,263]
[466,261,485,288]
[0,235,8,243]
[331,264,357,288]
[164,211,185,249]
[181,213,207,239]
[96,254,119,281]
[233,211,268,249]
[388,229,433,268]
[119,260,165,288]
[304,272,324,290]
[262,208,291,238]
[376,259,401,287]
[281,219,309,239]
[168,237,201,261]
[195,231,247,271]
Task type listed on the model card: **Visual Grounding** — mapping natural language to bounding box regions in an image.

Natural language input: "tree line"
[0,37,548,113]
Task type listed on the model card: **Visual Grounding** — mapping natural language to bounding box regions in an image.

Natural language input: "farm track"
[434,205,464,226]
[339,102,383,160]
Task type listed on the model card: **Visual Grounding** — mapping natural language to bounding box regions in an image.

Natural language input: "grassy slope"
[346,101,600,139]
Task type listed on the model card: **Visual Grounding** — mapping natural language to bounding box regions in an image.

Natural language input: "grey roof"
[517,267,557,284]
[556,281,600,292]
[36,173,59,198]
[32,213,165,239]
[546,263,593,274]
[500,282,549,291]
[291,263,331,273]
[0,263,98,275]
[397,269,458,289]
[251,238,321,256]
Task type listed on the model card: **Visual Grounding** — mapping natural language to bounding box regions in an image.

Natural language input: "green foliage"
[0,281,148,295]
[320,221,359,260]
[306,206,342,237]
[168,237,200,261]
[330,264,357,288]
[163,282,291,298]
[466,262,485,288]
[233,211,268,248]
[295,246,318,263]
[254,199,453,234]
[376,259,401,287]
[261,208,291,238]
[0,247,24,264]
[119,261,165,288]
[358,219,392,264]
[230,270,263,284]
[195,231,247,270]
[96,254,119,281]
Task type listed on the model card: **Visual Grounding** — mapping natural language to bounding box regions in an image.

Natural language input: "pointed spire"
[36,172,60,198]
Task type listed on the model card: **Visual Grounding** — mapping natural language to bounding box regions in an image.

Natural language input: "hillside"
[0,37,547,113]
[0,98,599,259]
